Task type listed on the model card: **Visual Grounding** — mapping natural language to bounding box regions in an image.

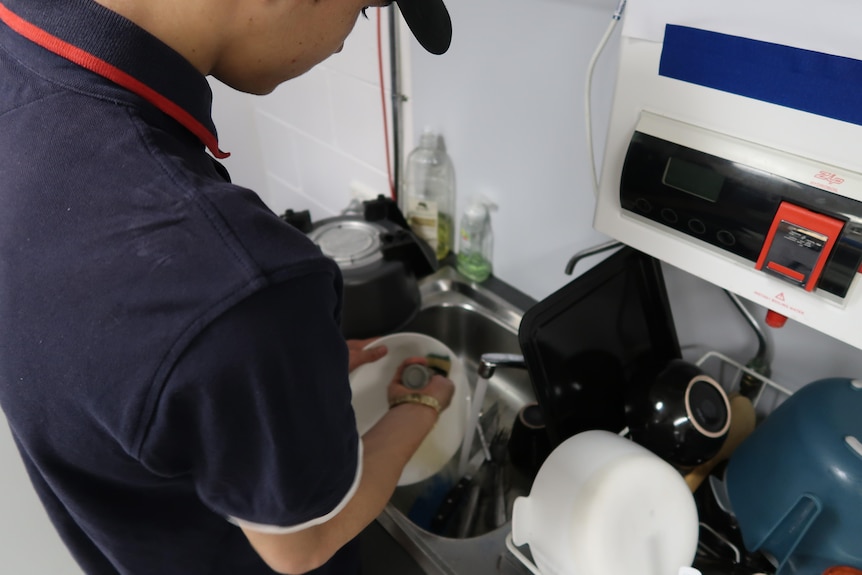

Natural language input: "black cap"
[395,0,452,55]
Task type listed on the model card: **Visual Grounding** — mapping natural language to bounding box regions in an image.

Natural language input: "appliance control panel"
[620,112,862,300]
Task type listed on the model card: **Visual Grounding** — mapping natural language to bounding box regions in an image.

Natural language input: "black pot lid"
[308,219,385,270]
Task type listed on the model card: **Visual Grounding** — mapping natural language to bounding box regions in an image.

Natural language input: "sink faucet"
[478,353,527,378]
[459,352,528,477]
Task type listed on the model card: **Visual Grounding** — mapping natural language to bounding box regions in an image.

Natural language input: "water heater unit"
[594,12,862,351]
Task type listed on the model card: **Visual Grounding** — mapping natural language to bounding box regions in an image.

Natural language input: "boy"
[0,0,454,573]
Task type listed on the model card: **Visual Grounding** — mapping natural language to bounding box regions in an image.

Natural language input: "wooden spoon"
[684,394,756,492]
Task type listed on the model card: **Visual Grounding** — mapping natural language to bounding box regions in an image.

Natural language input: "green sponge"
[425,353,451,377]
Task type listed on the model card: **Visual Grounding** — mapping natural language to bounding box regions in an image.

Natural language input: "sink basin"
[373,266,538,575]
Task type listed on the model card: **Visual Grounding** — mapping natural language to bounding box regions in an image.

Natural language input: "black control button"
[661,208,678,224]
[717,230,736,246]
[688,219,706,235]
[634,198,653,213]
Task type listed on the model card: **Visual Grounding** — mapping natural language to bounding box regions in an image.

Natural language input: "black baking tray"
[517,246,681,448]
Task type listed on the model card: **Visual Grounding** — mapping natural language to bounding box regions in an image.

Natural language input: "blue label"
[659,24,862,127]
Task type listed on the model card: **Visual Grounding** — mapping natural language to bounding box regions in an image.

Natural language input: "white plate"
[349,332,470,486]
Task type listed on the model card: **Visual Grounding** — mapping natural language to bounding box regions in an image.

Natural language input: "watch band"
[388,393,442,414]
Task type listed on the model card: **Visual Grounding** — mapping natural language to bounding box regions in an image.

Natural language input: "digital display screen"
[662,157,724,202]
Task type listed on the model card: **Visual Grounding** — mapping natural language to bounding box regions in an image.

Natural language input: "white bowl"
[349,332,470,486]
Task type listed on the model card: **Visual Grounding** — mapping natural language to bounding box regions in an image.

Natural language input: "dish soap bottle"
[402,129,456,261]
[457,196,496,282]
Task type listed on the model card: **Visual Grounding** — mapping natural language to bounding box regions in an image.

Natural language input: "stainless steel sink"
[373,266,537,575]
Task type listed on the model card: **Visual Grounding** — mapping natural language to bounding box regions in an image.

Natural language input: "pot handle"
[756,493,822,570]
[505,532,543,575]
[505,532,705,575]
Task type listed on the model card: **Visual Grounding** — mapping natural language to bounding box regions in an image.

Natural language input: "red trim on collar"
[0,1,230,159]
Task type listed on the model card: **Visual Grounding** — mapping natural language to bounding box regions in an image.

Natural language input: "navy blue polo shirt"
[0,1,362,574]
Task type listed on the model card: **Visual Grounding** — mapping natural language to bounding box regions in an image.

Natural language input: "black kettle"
[282,196,437,339]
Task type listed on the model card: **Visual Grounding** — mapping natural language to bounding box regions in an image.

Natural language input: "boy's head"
[94,0,451,95]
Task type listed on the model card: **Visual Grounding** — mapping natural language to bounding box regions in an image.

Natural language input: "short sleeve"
[139,268,360,529]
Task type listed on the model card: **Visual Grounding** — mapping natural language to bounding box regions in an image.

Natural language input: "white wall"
[408,0,623,298]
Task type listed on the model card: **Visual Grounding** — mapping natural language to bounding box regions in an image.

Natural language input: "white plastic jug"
[509,430,699,575]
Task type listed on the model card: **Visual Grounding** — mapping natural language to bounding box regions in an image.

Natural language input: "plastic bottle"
[401,129,456,261]
[456,196,496,282]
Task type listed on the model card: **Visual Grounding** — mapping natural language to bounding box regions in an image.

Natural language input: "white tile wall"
[256,69,335,146]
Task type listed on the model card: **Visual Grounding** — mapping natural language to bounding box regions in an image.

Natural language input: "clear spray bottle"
[456,195,497,282]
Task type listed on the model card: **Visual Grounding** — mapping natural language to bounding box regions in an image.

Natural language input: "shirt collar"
[0,0,229,158]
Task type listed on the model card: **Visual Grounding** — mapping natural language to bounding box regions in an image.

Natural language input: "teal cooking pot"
[725,378,862,574]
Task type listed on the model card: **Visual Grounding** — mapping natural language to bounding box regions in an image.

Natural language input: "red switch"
[765,309,788,328]
[756,202,845,291]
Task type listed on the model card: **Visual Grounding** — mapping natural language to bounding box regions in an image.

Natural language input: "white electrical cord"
[585,0,627,196]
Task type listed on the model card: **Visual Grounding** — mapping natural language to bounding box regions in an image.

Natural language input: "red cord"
[377,8,396,201]
[0,1,228,158]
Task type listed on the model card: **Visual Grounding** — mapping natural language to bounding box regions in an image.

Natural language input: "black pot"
[301,196,437,339]
[507,403,552,480]
[626,359,731,468]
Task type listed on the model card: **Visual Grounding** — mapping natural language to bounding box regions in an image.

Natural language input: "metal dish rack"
[694,351,793,416]
[503,351,796,575]
[693,351,795,573]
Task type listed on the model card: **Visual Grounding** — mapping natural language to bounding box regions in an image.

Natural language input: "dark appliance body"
[283,196,437,340]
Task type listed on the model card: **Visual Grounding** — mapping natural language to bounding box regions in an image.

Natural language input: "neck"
[91,0,225,74]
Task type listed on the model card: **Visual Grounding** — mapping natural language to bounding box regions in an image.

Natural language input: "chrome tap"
[478,353,527,378]
[564,240,622,275]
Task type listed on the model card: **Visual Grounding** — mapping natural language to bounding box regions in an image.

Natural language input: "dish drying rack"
[694,350,793,416]
[503,351,796,575]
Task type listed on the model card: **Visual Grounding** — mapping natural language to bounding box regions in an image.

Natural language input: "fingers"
[362,345,388,363]
[346,340,388,373]
[424,374,455,411]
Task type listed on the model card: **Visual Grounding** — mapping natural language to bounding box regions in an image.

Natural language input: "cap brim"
[395,0,452,55]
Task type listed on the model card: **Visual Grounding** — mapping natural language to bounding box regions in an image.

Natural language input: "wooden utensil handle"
[684,394,756,492]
